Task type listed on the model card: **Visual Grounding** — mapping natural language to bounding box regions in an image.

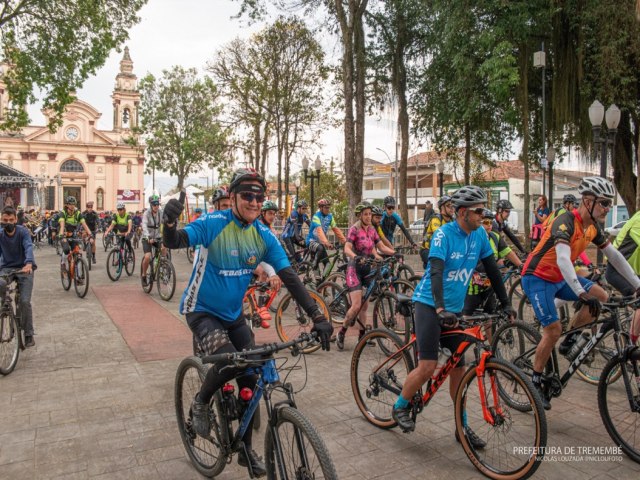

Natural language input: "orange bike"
[60,234,90,298]
[351,297,547,480]
[242,280,278,330]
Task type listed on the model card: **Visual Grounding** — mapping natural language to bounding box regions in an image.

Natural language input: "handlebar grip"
[201,352,234,364]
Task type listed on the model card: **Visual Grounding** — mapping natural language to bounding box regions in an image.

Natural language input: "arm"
[344,241,356,260]
[398,222,416,246]
[59,218,66,236]
[142,212,150,238]
[603,243,640,290]
[315,226,330,246]
[556,242,587,297]
[332,226,346,244]
[503,224,526,254]
[259,261,276,277]
[126,219,132,236]
[82,220,92,237]
[376,239,395,256]
[278,266,324,318]
[380,235,394,251]
[578,251,592,266]
[430,257,445,312]
[162,223,190,249]
[505,250,522,267]
[21,229,35,270]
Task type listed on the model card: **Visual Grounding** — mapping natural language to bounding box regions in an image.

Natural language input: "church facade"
[0,47,145,211]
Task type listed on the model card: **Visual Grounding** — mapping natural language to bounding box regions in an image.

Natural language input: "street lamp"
[294,178,301,202]
[546,147,556,209]
[302,155,321,209]
[436,160,445,197]
[376,147,397,198]
[534,44,547,197]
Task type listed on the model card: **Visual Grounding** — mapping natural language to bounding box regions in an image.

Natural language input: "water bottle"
[565,331,591,361]
[432,347,452,379]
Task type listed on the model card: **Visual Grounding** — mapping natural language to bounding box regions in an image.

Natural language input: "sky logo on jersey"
[446,268,473,283]
[432,229,444,247]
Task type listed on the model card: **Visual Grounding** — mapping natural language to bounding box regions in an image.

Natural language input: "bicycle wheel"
[106,249,122,281]
[350,328,414,428]
[391,279,415,296]
[264,406,338,480]
[84,243,92,271]
[157,259,176,301]
[60,261,72,290]
[140,261,153,293]
[274,290,328,354]
[576,326,622,385]
[597,351,640,463]
[125,248,135,276]
[73,257,90,299]
[324,272,346,287]
[508,276,524,304]
[455,357,546,479]
[316,281,348,326]
[174,356,228,477]
[396,264,414,281]
[407,274,423,286]
[0,311,20,375]
[186,246,195,263]
[372,291,409,344]
[491,321,541,412]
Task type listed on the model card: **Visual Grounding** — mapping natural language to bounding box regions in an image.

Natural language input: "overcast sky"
[28,0,409,186]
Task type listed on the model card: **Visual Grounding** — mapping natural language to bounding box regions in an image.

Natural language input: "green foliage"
[137,66,230,190]
[296,166,348,225]
[0,0,147,131]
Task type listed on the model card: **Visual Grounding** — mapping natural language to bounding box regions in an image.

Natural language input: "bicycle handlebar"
[602,295,640,309]
[0,268,27,279]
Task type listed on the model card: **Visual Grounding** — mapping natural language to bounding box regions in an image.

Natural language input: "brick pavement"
[0,242,639,479]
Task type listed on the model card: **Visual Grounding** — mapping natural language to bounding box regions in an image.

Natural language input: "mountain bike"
[140,240,176,301]
[351,304,547,479]
[60,235,90,298]
[0,270,25,375]
[175,333,338,479]
[273,289,331,354]
[106,234,135,282]
[82,233,95,271]
[297,243,347,288]
[102,231,115,252]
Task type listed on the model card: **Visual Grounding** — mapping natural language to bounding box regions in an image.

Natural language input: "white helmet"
[578,176,616,199]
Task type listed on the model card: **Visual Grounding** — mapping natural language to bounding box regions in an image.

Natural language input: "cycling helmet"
[578,176,616,199]
[211,186,230,203]
[194,208,203,214]
[354,201,373,216]
[383,195,396,206]
[371,205,384,216]
[496,199,514,211]
[450,185,487,208]
[437,195,452,209]
[562,194,577,205]
[116,202,125,210]
[149,194,160,204]
[483,209,494,219]
[229,168,266,192]
[261,200,278,211]
[295,199,308,208]
[317,198,331,207]
[65,196,77,205]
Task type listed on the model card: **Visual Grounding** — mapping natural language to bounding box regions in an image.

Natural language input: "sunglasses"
[482,219,493,225]
[150,202,160,207]
[467,207,486,215]
[386,206,395,210]
[239,192,265,203]
[596,199,612,208]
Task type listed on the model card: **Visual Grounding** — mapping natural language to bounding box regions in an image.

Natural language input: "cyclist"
[545,194,578,226]
[281,199,310,261]
[336,202,395,349]
[380,195,417,249]
[59,197,93,269]
[82,201,99,264]
[191,207,203,223]
[104,203,133,254]
[141,195,164,287]
[371,205,394,251]
[211,186,231,211]
[492,199,527,255]
[253,200,282,328]
[419,195,454,268]
[0,206,37,347]
[306,198,346,270]
[162,168,333,475]
[521,176,640,409]
[391,185,515,446]
[48,210,60,246]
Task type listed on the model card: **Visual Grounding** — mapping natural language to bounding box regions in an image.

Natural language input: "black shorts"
[142,238,160,255]
[414,302,465,366]
[605,264,639,296]
[186,311,254,355]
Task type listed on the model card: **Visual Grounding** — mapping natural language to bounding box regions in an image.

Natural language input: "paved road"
[1,241,639,479]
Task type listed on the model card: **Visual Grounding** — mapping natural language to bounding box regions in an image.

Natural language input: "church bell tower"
[112,47,140,134]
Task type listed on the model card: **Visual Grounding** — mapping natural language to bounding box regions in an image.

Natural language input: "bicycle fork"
[475,351,506,425]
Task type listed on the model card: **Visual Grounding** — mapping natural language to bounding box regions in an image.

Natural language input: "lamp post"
[534,44,547,197]
[436,160,445,197]
[294,178,300,202]
[546,147,556,209]
[589,100,620,265]
[302,155,321,209]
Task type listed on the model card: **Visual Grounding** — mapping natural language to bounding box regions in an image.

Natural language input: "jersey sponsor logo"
[559,224,568,232]
[446,268,473,283]
[219,268,254,277]
[230,249,239,257]
[246,254,257,266]
[450,252,464,260]
[432,229,444,247]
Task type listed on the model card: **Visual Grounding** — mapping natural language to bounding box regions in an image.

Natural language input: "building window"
[96,188,104,210]
[126,160,132,174]
[60,159,84,172]
[122,108,131,129]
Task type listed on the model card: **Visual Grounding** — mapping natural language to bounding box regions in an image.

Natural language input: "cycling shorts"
[521,274,594,327]
[186,311,253,356]
[142,237,160,255]
[414,302,465,366]
[345,260,372,292]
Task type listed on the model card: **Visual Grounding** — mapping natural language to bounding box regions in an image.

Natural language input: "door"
[63,187,82,205]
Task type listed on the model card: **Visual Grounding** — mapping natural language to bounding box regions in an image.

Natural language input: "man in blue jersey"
[306,198,346,268]
[162,168,333,476]
[391,185,515,447]
[281,199,310,261]
[380,196,418,248]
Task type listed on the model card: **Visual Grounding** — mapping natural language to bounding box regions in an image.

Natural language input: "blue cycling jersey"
[413,221,493,312]
[180,209,290,321]
[380,211,404,242]
[282,210,309,239]
[306,211,336,245]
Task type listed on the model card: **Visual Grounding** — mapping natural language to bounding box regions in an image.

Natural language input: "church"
[0,47,145,212]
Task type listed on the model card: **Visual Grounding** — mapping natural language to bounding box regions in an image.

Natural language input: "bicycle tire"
[0,311,20,375]
[60,261,72,290]
[125,248,136,276]
[576,326,622,385]
[174,356,228,477]
[316,281,348,326]
[396,264,414,281]
[350,328,414,429]
[407,274,422,286]
[274,290,327,354]
[157,259,176,301]
[455,357,547,479]
[390,279,415,297]
[372,291,410,344]
[491,321,541,412]
[597,351,640,463]
[508,276,524,304]
[73,257,90,299]
[106,249,122,281]
[140,261,153,293]
[84,243,92,271]
[264,406,338,480]
[186,246,195,263]
[324,272,346,287]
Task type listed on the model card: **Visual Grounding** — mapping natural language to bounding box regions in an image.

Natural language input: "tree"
[296,161,349,225]
[0,0,147,131]
[137,66,229,191]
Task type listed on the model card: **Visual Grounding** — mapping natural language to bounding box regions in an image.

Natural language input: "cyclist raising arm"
[162,168,333,476]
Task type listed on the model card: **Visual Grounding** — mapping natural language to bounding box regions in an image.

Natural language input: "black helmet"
[211,186,230,204]
[562,194,577,205]
[450,186,487,208]
[496,199,514,211]
[371,205,383,216]
[295,199,308,208]
[482,208,494,219]
[229,168,266,192]
[578,176,616,199]
[383,196,396,206]
[437,195,452,209]
[65,196,77,205]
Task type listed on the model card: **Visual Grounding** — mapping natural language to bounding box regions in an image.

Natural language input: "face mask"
[2,223,16,233]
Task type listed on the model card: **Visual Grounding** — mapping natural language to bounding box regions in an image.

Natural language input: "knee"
[543,322,562,341]
[415,361,436,382]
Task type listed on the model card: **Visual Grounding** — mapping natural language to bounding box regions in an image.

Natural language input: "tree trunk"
[519,49,531,251]
[613,112,637,214]
[253,121,261,171]
[353,3,367,220]
[464,122,471,184]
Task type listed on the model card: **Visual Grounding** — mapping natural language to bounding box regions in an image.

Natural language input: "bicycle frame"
[244,283,277,327]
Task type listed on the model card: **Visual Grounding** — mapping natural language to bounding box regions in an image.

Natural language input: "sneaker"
[238,448,266,477]
[190,394,211,437]
[532,382,551,410]
[455,425,486,449]
[392,405,415,432]
[24,335,35,348]
[336,329,345,350]
[558,332,578,356]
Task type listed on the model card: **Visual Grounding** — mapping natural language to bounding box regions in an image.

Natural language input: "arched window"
[96,188,104,210]
[60,159,84,173]
[126,160,132,174]
[122,108,131,129]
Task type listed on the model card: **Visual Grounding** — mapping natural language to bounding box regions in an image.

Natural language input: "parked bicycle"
[60,235,90,298]
[140,239,176,301]
[0,270,25,375]
[352,302,547,479]
[242,280,278,331]
[175,333,338,479]
[106,233,135,282]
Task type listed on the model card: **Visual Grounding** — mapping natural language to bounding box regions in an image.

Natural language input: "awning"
[0,163,38,187]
